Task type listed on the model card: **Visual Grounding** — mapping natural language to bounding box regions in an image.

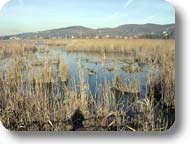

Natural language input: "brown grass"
[0,39,175,131]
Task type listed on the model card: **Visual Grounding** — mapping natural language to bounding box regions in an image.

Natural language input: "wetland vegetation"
[0,39,175,131]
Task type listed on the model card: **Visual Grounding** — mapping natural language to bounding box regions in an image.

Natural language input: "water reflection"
[35,47,149,99]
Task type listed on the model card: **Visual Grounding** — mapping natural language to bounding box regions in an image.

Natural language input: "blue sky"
[0,0,175,36]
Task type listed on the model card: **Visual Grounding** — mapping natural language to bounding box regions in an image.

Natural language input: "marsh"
[0,39,175,131]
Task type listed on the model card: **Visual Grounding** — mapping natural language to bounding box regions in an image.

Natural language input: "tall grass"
[0,39,175,131]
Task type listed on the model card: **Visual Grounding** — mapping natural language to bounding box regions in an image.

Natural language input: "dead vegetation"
[0,39,175,131]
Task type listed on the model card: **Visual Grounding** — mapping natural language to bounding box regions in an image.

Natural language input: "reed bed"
[0,39,175,131]
[47,39,173,52]
[0,40,38,57]
[47,39,174,65]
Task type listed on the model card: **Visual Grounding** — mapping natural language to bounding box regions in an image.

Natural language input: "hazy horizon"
[0,22,175,37]
[0,0,175,36]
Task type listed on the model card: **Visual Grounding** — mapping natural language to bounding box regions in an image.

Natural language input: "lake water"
[34,47,150,99]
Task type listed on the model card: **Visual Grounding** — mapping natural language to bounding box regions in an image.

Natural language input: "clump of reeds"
[62,39,174,54]
[0,40,38,58]
[59,58,68,82]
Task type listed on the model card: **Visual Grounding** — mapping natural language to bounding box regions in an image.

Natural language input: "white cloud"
[0,0,10,10]
[124,0,134,8]
[108,0,134,21]
[144,14,157,22]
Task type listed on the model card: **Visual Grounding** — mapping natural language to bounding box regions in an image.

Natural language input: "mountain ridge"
[0,23,175,39]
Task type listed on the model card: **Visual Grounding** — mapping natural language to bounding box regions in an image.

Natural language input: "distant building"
[104,35,110,38]
[9,37,20,40]
[163,31,169,36]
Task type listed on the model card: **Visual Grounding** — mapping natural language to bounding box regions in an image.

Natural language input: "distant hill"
[0,24,175,40]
